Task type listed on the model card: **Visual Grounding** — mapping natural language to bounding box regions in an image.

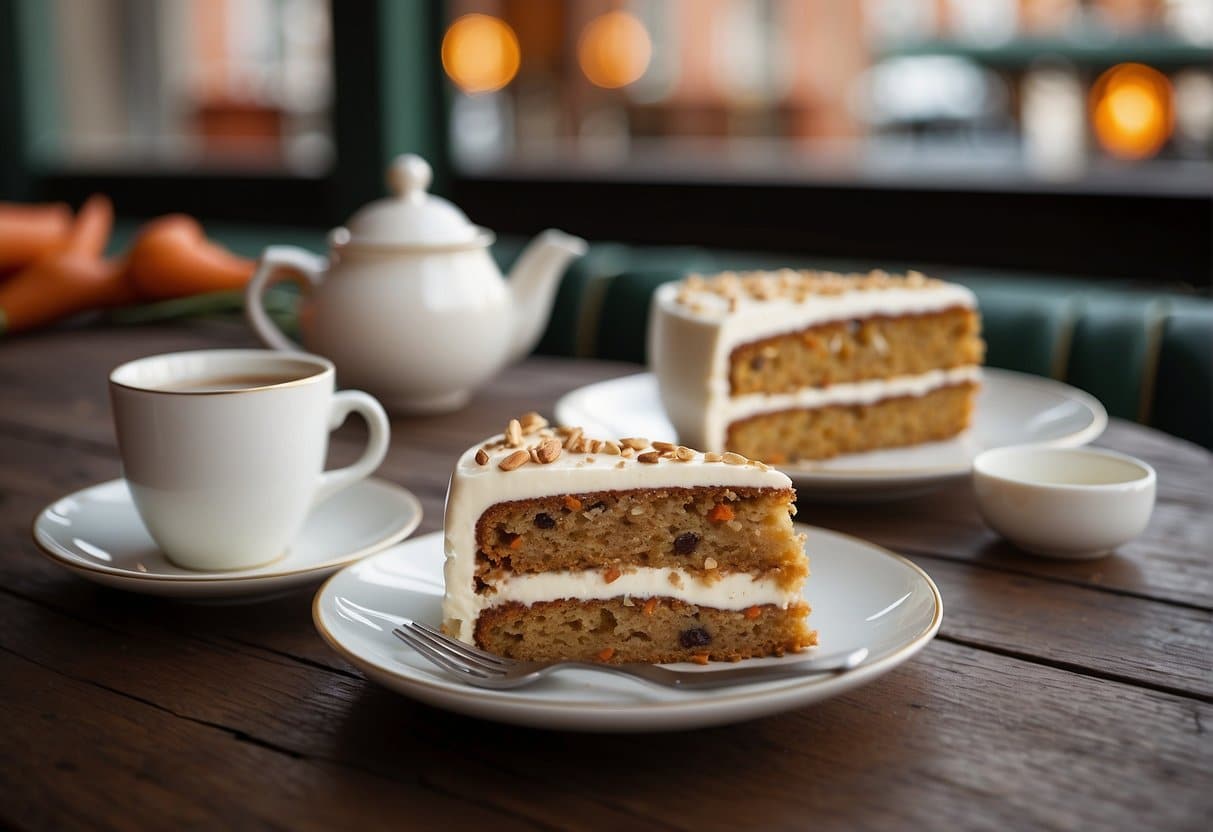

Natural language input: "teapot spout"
[506,229,588,362]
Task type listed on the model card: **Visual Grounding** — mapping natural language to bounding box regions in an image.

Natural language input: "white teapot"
[245,154,586,413]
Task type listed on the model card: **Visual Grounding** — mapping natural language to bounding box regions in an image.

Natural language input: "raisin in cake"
[442,413,816,664]
[651,269,985,462]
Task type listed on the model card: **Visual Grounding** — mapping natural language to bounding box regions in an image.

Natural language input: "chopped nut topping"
[722,452,748,465]
[675,446,695,461]
[674,269,947,310]
[622,595,635,607]
[615,460,626,469]
[602,440,621,456]
[704,452,723,463]
[620,437,649,451]
[637,451,661,464]
[519,411,548,433]
[703,557,718,570]
[474,448,489,466]
[505,419,523,448]
[652,441,676,452]
[536,438,562,464]
[528,447,541,463]
[498,450,529,471]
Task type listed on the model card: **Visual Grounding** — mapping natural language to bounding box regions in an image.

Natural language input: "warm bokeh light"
[577,11,652,89]
[441,14,520,94]
[1090,63,1174,160]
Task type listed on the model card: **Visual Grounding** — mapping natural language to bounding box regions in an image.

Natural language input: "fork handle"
[547,647,869,690]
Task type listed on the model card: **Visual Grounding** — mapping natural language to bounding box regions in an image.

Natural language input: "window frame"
[0,0,446,228]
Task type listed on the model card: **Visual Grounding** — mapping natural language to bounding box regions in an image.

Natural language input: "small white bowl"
[972,446,1156,559]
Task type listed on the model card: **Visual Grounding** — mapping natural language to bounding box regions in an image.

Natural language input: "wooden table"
[1,322,1210,831]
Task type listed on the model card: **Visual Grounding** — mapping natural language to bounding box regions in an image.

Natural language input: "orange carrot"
[124,214,255,300]
[0,202,72,275]
[0,196,134,335]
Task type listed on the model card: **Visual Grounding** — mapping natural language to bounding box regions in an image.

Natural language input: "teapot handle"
[245,245,327,353]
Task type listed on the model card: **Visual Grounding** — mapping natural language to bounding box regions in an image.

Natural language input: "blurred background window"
[441,0,1213,194]
[25,0,333,175]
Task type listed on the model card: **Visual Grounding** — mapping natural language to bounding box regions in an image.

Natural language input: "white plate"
[555,368,1106,500]
[312,526,942,732]
[33,477,422,600]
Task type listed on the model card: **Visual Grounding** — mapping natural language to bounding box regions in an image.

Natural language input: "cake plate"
[554,368,1106,501]
[312,526,942,732]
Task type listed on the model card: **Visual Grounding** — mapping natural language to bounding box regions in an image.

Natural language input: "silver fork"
[392,619,869,690]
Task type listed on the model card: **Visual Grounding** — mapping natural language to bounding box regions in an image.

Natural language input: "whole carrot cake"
[650,269,985,462]
[442,413,816,664]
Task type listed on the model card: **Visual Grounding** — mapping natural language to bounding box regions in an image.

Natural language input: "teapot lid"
[340,154,486,248]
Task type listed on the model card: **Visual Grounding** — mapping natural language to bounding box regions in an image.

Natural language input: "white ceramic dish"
[312,526,942,733]
[972,445,1156,559]
[32,477,422,600]
[555,368,1106,501]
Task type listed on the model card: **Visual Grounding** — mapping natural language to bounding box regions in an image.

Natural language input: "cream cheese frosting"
[649,270,981,450]
[442,418,792,642]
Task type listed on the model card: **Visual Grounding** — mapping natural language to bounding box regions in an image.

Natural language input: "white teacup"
[109,349,390,571]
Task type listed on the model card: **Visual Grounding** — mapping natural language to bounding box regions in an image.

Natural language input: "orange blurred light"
[1090,63,1173,160]
[441,14,520,94]
[578,11,652,89]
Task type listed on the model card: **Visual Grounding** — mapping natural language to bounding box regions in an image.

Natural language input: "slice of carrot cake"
[442,413,816,664]
[650,269,985,462]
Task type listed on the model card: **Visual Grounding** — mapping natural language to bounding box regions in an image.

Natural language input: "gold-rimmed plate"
[312,526,942,733]
[33,477,422,601]
[555,368,1106,501]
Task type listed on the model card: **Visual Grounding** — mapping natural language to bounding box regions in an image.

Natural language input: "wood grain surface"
[1,321,1209,831]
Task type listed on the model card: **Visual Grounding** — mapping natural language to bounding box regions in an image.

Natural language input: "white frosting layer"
[724,366,982,425]
[451,567,800,632]
[649,279,980,450]
[442,433,792,642]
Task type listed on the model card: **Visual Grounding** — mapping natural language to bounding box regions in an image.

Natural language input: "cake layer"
[726,382,978,462]
[729,307,982,395]
[475,486,805,584]
[475,597,816,663]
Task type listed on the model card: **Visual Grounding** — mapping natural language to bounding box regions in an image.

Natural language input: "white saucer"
[555,368,1107,501]
[312,526,942,733]
[33,477,422,600]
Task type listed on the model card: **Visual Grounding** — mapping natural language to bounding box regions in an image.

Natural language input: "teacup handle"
[245,245,328,353]
[314,390,391,507]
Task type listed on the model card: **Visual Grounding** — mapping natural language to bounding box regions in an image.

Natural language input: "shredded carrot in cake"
[642,598,659,617]
[744,606,763,620]
[509,536,523,549]
[691,652,710,665]
[708,504,735,523]
[596,647,615,662]
[563,496,583,512]
[603,566,622,584]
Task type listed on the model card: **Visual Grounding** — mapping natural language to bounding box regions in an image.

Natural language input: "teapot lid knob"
[388,154,432,203]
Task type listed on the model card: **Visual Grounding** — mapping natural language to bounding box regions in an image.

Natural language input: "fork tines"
[392,619,511,679]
